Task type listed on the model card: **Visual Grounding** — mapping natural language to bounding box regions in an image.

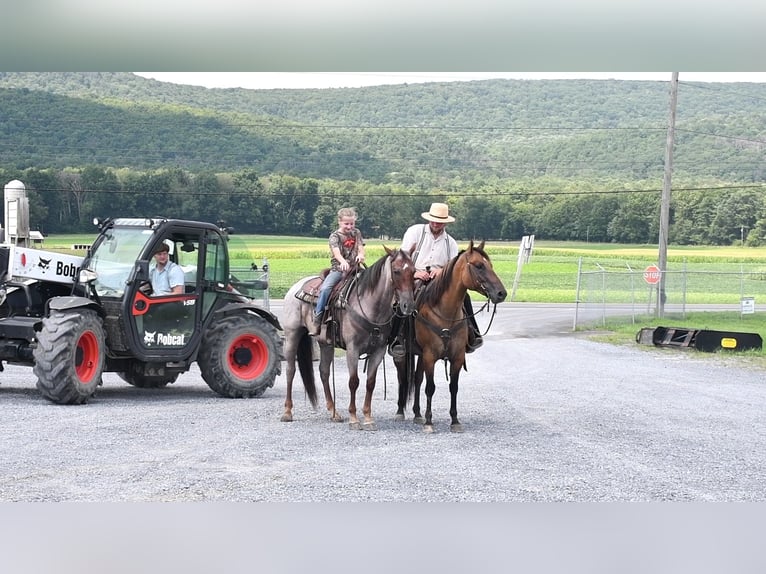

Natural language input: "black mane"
[355,251,390,295]
[420,245,490,306]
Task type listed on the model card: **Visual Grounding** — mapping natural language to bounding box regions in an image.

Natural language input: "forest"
[0,72,765,245]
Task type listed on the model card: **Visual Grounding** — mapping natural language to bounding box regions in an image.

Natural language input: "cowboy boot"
[309,311,323,336]
[466,327,483,353]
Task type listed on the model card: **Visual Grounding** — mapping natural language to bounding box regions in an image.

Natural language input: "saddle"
[294,267,357,306]
[294,267,361,348]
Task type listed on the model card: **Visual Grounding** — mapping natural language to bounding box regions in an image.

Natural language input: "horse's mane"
[355,251,391,295]
[420,244,490,307]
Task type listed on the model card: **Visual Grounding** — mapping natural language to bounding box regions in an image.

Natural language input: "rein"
[463,257,501,336]
[336,254,405,355]
[413,252,501,358]
[464,299,499,337]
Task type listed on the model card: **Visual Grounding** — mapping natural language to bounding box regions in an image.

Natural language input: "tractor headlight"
[78,269,98,284]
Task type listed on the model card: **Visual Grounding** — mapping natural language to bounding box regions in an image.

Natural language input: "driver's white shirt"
[401,223,458,271]
[149,260,184,295]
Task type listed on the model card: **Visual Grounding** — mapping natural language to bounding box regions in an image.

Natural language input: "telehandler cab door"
[130,289,199,354]
[125,231,209,359]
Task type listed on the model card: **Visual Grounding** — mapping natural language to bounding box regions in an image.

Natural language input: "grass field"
[37,234,766,358]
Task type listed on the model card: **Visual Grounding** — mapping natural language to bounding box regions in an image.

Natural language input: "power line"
[26,183,766,197]
[680,81,766,105]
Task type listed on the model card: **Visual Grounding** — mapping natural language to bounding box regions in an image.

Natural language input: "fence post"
[682,258,687,319]
[573,257,582,331]
[626,263,636,324]
[596,263,607,326]
[262,257,270,309]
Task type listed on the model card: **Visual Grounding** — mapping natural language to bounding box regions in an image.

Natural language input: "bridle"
[414,251,500,356]
[333,251,414,354]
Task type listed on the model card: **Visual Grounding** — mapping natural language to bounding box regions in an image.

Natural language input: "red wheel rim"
[227,334,268,379]
[75,330,100,383]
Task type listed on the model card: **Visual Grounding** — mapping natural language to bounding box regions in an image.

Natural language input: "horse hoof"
[450,423,464,433]
[423,424,435,433]
[363,422,378,431]
[394,413,405,421]
[349,421,362,430]
[413,416,425,425]
[280,414,293,423]
[331,414,344,423]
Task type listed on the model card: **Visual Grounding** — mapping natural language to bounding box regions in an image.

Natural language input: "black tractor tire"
[117,372,179,388]
[198,313,283,398]
[33,309,105,405]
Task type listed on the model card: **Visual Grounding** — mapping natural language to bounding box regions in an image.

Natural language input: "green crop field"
[37,234,766,359]
[40,234,766,302]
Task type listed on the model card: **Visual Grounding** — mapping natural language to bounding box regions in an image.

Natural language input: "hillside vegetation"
[0,72,765,244]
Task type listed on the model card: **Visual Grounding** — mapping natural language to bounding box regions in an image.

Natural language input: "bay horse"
[281,246,416,429]
[395,240,507,432]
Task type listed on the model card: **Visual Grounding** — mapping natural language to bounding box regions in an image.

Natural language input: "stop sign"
[643,265,661,285]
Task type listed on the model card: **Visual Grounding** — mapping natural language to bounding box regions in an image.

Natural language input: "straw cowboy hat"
[421,202,455,223]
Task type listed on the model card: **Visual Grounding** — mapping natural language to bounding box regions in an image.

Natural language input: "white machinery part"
[7,245,85,285]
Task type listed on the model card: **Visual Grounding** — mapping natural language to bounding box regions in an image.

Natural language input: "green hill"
[1,72,765,182]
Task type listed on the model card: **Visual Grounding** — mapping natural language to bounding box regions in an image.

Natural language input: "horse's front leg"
[422,358,437,433]
[448,357,465,433]
[361,352,384,431]
[347,357,362,430]
[318,343,343,422]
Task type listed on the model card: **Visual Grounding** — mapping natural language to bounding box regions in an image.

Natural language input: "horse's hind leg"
[394,353,411,421]
[361,353,385,431]
[422,365,436,433]
[318,344,343,422]
[280,338,297,422]
[412,358,425,425]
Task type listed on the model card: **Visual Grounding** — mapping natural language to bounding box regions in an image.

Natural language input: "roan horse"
[281,246,416,429]
[395,240,507,432]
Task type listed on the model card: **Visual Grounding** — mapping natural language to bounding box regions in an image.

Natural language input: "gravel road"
[1,302,764,501]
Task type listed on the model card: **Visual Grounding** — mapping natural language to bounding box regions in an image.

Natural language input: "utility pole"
[657,72,678,317]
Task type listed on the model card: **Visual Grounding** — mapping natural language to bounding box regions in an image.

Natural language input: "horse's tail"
[405,351,418,401]
[296,330,318,408]
[396,348,418,408]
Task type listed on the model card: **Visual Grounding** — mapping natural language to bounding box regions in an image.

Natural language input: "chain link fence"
[573,258,766,329]
[235,253,766,331]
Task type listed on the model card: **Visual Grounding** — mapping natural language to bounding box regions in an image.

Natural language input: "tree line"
[2,166,764,246]
[2,75,766,185]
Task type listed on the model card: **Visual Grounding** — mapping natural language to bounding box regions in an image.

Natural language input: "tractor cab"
[82,217,230,362]
[1,180,283,405]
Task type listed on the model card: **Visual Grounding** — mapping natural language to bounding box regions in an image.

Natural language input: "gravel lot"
[1,302,764,501]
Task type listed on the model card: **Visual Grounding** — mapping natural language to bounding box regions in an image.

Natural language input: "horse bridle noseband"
[413,254,499,355]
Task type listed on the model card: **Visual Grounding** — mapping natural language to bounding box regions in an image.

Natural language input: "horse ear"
[383,244,394,257]
[477,239,485,251]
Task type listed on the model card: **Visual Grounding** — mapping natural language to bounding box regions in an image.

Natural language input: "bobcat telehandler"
[0,180,283,404]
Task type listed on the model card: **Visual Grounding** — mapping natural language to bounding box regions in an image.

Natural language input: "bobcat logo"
[143,331,156,345]
[38,257,51,270]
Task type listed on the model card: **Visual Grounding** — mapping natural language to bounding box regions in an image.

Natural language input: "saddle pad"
[294,276,322,304]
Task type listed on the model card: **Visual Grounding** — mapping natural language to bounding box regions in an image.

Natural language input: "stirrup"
[388,339,406,359]
[466,334,483,353]
[309,312,323,335]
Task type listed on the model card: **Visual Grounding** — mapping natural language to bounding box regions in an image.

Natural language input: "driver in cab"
[149,242,184,295]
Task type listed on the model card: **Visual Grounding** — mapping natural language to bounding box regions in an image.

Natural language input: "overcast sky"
[133,72,766,91]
